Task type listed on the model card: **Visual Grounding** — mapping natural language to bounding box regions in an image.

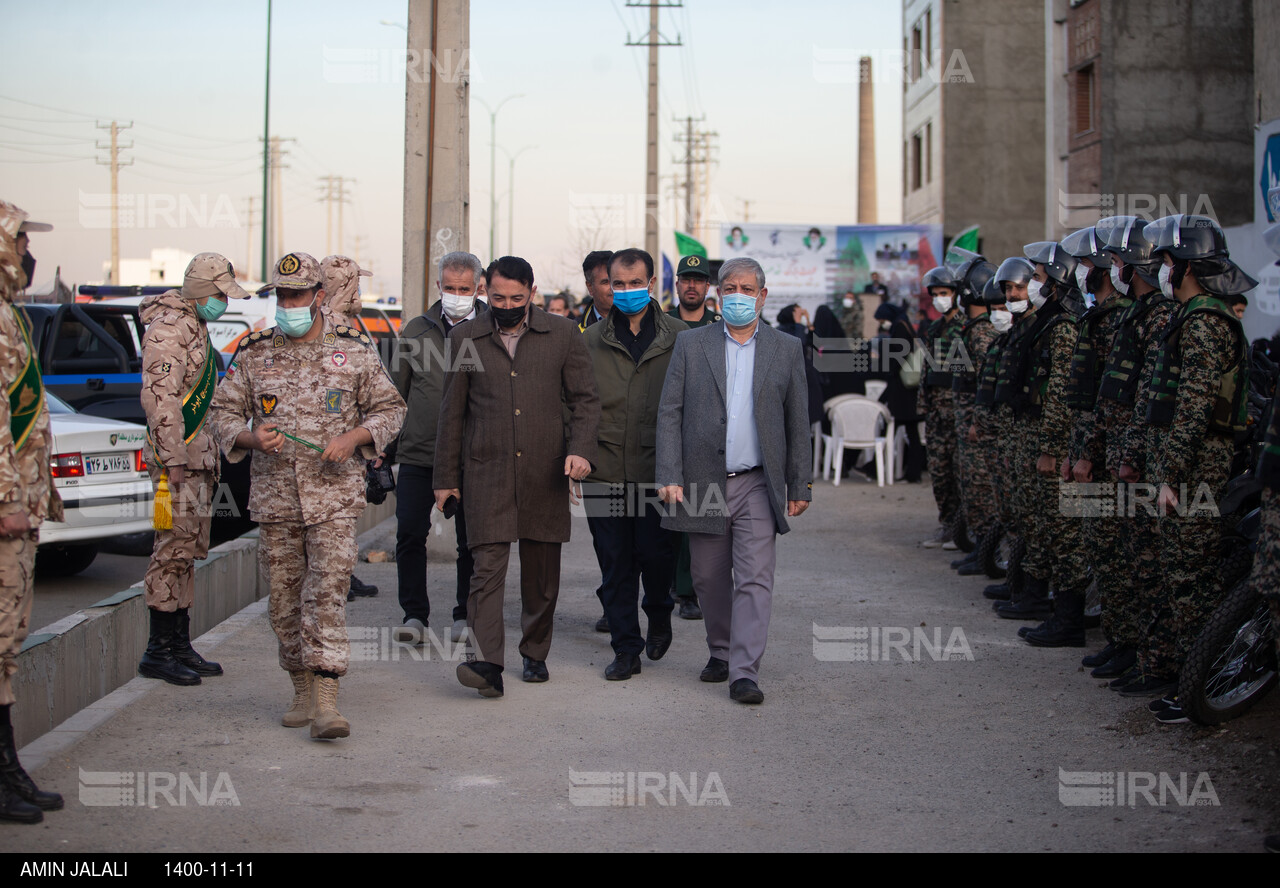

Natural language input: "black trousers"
[395,464,472,626]
[587,503,678,656]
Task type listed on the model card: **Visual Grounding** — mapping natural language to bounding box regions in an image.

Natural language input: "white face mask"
[1109,265,1130,296]
[932,295,953,314]
[1074,265,1091,297]
[842,297,854,308]
[990,309,1013,333]
[1007,298,1029,314]
[1158,263,1174,299]
[441,288,477,320]
[1027,279,1047,308]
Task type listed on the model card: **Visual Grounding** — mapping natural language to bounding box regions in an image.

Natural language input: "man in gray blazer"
[656,257,812,704]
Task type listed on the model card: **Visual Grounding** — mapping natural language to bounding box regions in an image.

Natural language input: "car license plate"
[85,453,133,475]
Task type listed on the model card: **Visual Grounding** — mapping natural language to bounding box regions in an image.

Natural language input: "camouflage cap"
[183,252,252,301]
[676,255,710,278]
[257,251,322,294]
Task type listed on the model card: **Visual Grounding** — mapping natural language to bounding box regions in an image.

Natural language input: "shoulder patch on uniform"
[335,326,374,346]
[272,334,286,348]
[323,332,337,345]
[246,330,270,344]
[159,361,172,373]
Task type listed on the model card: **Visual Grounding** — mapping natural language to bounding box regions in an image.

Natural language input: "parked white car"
[39,392,154,575]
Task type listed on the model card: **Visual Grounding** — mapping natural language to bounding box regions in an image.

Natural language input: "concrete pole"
[402,0,470,319]
[857,56,877,224]
[645,1,659,262]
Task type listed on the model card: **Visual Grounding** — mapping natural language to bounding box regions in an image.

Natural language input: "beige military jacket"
[0,298,60,526]
[207,313,406,525]
[139,288,220,473]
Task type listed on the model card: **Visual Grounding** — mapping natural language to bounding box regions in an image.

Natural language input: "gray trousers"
[687,470,777,684]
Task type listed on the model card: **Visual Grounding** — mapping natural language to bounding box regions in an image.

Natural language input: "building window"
[910,24,922,83]
[1074,64,1095,135]
[911,132,923,192]
[925,122,932,184]
[903,140,909,197]
[924,8,932,69]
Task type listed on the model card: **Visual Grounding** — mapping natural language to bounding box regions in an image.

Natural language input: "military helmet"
[1023,241,1079,288]
[1143,214,1229,261]
[1060,226,1111,269]
[978,274,1005,307]
[959,260,997,308]
[1097,215,1161,286]
[994,257,1034,288]
[922,265,961,293]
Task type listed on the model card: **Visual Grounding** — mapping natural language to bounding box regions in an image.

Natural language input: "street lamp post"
[474,94,523,262]
[500,145,536,255]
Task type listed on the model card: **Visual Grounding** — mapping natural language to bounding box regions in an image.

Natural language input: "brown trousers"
[468,540,561,669]
[144,467,214,611]
[0,533,36,706]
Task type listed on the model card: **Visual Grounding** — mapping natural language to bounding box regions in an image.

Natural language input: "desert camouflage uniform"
[1020,310,1083,589]
[1139,299,1243,680]
[208,313,405,674]
[0,201,61,706]
[1108,294,1179,649]
[1065,294,1133,636]
[139,288,220,612]
[321,255,369,327]
[954,314,999,543]
[919,311,963,532]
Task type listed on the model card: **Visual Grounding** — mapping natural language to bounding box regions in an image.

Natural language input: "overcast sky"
[1,0,905,296]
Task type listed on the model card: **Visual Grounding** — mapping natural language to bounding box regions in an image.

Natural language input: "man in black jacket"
[388,252,487,646]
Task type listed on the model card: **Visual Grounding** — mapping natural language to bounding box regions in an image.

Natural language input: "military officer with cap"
[0,200,63,823]
[209,252,405,740]
[137,252,251,686]
[665,254,720,620]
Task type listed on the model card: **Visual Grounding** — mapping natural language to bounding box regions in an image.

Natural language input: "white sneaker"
[392,618,426,645]
[450,619,469,644]
[920,528,946,548]
[941,540,959,551]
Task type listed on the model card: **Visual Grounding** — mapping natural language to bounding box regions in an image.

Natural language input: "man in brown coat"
[435,255,600,697]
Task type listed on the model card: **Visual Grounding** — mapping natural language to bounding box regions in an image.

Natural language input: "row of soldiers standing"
[916,211,1267,725]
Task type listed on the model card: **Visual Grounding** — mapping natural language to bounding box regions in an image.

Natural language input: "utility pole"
[262,0,273,285]
[260,136,293,261]
[242,195,256,281]
[316,175,353,255]
[95,120,133,284]
[672,114,703,233]
[690,128,718,244]
[626,1,681,262]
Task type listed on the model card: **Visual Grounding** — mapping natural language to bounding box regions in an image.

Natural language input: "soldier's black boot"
[996,576,1054,621]
[138,608,202,686]
[950,551,980,571]
[990,570,1023,610]
[983,582,1011,601]
[1024,585,1086,647]
[170,608,223,677]
[0,705,60,813]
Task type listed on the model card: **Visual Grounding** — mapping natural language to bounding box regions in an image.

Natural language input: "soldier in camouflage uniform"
[917,267,964,548]
[995,243,1082,624]
[209,252,405,740]
[0,200,63,823]
[1124,216,1256,716]
[137,253,250,686]
[839,289,865,341]
[1072,218,1171,677]
[949,258,999,574]
[1023,228,1132,645]
[320,255,381,603]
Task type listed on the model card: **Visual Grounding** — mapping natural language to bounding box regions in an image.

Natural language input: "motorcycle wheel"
[1178,578,1278,726]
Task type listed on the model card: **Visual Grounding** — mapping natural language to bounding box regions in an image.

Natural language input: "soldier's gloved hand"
[0,512,31,539]
[1072,459,1093,484]
[167,464,187,487]
[253,424,285,453]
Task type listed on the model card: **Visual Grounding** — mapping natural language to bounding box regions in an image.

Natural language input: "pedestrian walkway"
[1,482,1272,852]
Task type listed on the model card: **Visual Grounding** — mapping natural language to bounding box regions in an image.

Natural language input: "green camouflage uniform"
[919,312,964,532]
[954,314,1000,543]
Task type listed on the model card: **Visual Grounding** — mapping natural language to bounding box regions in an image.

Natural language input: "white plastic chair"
[863,379,887,401]
[814,395,862,478]
[824,396,895,487]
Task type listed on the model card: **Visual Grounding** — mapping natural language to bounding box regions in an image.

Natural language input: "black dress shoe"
[729,678,764,704]
[456,661,504,698]
[699,656,729,683]
[1091,647,1136,678]
[1081,643,1116,668]
[521,657,548,683]
[646,619,673,661]
[678,599,703,620]
[957,561,987,576]
[348,575,378,597]
[605,653,642,681]
[594,614,610,633]
[983,583,1010,601]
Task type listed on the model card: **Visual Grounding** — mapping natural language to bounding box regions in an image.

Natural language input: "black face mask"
[490,303,527,329]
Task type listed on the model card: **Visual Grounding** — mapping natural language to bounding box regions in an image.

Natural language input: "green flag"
[946,225,980,263]
[674,230,707,258]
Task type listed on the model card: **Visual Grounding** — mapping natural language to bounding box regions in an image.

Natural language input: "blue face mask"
[196,296,226,321]
[611,287,651,315]
[721,294,759,326]
[275,293,317,337]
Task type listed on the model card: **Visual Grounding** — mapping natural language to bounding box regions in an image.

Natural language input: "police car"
[39,392,154,576]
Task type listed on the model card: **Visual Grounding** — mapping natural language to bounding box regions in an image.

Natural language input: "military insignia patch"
[260,394,278,416]
[687,256,701,267]
[325,390,342,413]
[323,332,337,345]
[359,334,370,343]
[226,361,237,378]
[332,351,347,368]
[160,361,172,373]
[278,253,301,275]
[272,335,285,348]
[110,434,118,446]
[263,356,273,368]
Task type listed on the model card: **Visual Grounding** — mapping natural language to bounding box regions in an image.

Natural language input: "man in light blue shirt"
[724,324,763,473]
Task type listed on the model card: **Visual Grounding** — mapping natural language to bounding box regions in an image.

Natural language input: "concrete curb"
[12,497,395,748]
